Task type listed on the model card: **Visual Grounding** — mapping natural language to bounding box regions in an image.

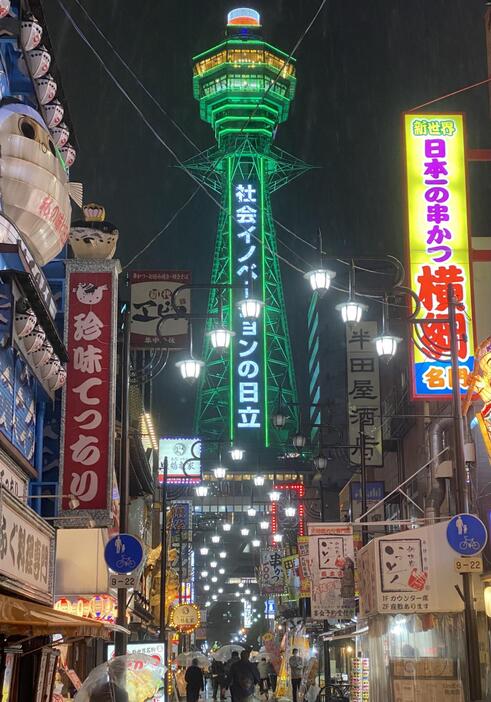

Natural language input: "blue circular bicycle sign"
[104,534,144,574]
[446,514,488,556]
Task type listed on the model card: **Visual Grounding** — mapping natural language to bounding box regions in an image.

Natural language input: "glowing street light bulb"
[205,601,211,607]
[213,466,227,480]
[245,588,251,595]
[251,539,261,547]
[200,546,209,555]
[240,528,249,536]
[269,491,280,502]
[253,475,265,486]
[219,551,227,558]
[201,570,209,578]
[304,268,336,292]
[208,327,235,351]
[204,584,210,591]
[260,521,269,530]
[235,591,240,597]
[195,485,208,498]
[285,505,296,517]
[230,447,244,461]
[218,587,224,594]
[219,568,225,574]
[252,595,257,602]
[212,594,218,600]
[176,358,204,381]
[211,576,218,583]
[238,297,263,320]
[210,560,218,568]
[222,522,232,532]
[273,533,283,543]
[247,507,257,517]
[211,534,221,544]
[239,582,244,589]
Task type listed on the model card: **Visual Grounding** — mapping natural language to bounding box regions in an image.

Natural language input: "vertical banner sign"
[346,322,382,466]
[259,547,285,594]
[129,270,191,349]
[308,523,355,620]
[59,261,118,525]
[404,113,474,399]
[232,175,264,445]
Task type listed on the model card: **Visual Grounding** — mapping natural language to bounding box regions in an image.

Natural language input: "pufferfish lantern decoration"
[69,203,119,260]
[464,336,491,462]
[0,101,83,265]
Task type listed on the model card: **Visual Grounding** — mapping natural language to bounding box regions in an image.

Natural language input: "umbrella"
[213,645,245,662]
[176,652,209,668]
[74,654,164,702]
[250,651,270,662]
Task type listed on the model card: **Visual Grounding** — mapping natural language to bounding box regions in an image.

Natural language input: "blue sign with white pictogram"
[104,533,144,574]
[446,514,488,556]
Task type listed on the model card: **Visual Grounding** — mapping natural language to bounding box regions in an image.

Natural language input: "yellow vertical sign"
[404,113,474,399]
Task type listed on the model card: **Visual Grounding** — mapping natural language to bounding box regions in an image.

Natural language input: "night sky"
[42,0,491,436]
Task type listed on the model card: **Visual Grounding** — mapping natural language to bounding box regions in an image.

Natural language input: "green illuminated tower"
[191,8,309,449]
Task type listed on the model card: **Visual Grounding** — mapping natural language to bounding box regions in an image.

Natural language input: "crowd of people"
[184,648,304,702]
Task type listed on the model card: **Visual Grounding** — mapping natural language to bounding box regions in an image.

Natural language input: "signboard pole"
[449,284,481,700]
[360,428,368,546]
[115,307,131,657]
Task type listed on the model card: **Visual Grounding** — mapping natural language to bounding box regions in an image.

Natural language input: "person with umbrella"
[211,656,227,701]
[229,650,260,702]
[185,658,204,702]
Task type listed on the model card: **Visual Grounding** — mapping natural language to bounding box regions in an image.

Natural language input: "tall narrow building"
[190,8,309,450]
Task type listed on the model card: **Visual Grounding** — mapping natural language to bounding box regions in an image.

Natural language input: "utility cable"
[69,0,201,152]
[408,75,491,112]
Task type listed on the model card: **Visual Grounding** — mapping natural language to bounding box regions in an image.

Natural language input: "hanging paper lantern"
[21,16,43,51]
[0,0,10,19]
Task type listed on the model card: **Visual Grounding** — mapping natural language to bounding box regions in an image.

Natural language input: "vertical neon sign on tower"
[404,113,474,399]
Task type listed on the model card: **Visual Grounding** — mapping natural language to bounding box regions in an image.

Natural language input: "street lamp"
[272,410,287,429]
[195,485,208,497]
[268,490,280,502]
[304,268,336,293]
[176,357,205,381]
[213,466,227,479]
[204,584,210,591]
[219,567,225,574]
[201,570,208,577]
[230,447,244,461]
[251,539,261,547]
[247,507,257,517]
[292,432,306,449]
[313,453,328,472]
[285,505,296,517]
[237,297,263,320]
[336,299,368,324]
[208,327,235,351]
[219,551,227,558]
[210,560,218,568]
[222,522,232,532]
[241,527,250,536]
[211,576,218,583]
[200,545,209,556]
[373,294,401,360]
[259,520,269,530]
[253,475,265,486]
[211,534,221,544]
[273,533,283,543]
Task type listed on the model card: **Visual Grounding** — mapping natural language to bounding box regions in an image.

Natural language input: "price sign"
[454,556,483,574]
[109,573,138,589]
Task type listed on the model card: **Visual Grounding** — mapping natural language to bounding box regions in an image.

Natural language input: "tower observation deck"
[190,8,310,450]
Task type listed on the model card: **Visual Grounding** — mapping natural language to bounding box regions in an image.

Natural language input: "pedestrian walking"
[257,657,270,695]
[267,661,277,693]
[229,650,260,702]
[288,648,303,702]
[211,657,227,700]
[226,650,240,702]
[185,658,204,702]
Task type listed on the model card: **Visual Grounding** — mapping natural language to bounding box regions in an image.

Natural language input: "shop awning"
[321,626,368,642]
[0,593,114,640]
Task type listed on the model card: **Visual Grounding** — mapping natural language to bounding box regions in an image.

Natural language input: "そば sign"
[403,113,474,400]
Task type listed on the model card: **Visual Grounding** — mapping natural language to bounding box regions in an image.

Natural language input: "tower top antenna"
[227,8,261,27]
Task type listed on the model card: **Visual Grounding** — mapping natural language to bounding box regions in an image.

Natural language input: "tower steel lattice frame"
[190,21,310,449]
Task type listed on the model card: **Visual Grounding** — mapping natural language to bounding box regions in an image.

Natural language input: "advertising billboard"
[404,113,474,400]
[158,437,201,484]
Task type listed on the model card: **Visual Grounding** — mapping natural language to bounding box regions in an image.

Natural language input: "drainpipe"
[33,401,45,515]
[425,417,452,522]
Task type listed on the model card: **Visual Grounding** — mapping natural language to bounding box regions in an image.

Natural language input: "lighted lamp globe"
[210,560,218,568]
[374,334,401,360]
[204,584,210,591]
[205,601,211,607]
[247,507,257,517]
[313,454,328,472]
[222,522,232,532]
[201,570,208,578]
[211,576,218,583]
[212,594,218,600]
[252,539,261,548]
[269,490,280,503]
[259,521,269,530]
[218,588,224,594]
[219,568,225,574]
[254,475,265,487]
[213,466,227,479]
[208,327,235,351]
[336,300,368,324]
[195,485,208,498]
[292,432,306,449]
[176,357,204,381]
[240,527,250,536]
[304,268,336,293]
[211,534,221,544]
[199,546,209,556]
[230,447,244,461]
[285,506,297,517]
[238,297,263,320]
[272,412,287,429]
[219,551,227,558]
[273,533,283,543]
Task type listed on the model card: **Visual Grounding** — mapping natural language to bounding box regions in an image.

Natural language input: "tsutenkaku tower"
[191,8,309,449]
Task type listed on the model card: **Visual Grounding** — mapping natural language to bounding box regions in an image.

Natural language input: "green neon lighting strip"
[260,156,269,448]
[228,156,234,442]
